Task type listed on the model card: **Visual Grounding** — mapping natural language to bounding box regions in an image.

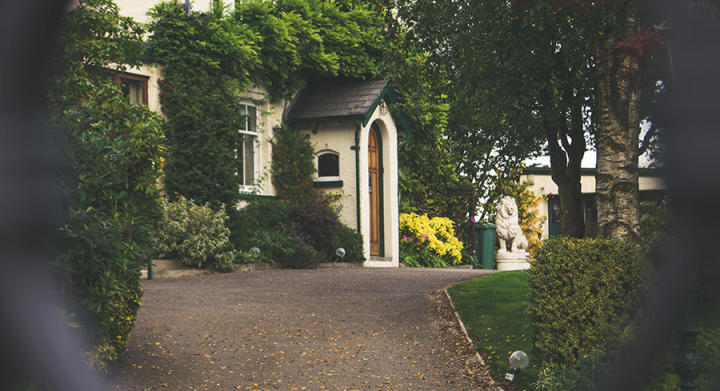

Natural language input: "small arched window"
[317,151,340,181]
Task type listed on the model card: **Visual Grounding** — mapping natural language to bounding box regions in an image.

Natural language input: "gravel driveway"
[107,268,502,391]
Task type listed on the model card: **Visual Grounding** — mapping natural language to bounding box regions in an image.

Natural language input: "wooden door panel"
[368,129,380,256]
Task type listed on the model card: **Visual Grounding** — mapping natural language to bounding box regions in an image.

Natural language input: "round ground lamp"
[505,351,529,382]
[250,247,260,259]
[335,248,346,263]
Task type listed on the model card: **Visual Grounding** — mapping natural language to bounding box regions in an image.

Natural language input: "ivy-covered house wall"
[112,0,405,266]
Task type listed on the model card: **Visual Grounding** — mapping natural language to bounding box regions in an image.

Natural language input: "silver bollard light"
[335,248,346,263]
[505,351,529,382]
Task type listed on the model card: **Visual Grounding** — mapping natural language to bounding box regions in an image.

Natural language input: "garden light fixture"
[505,351,529,382]
[335,248,346,263]
[250,247,260,259]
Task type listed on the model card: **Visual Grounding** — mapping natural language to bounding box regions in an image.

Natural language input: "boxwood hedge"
[528,237,654,367]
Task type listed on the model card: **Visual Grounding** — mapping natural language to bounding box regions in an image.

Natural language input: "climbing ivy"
[270,122,321,204]
[149,2,257,210]
[236,0,384,101]
[148,0,385,213]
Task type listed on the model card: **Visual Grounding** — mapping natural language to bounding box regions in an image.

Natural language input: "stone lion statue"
[495,196,528,253]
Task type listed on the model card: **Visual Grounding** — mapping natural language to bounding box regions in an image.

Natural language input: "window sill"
[314,180,343,188]
[239,192,278,200]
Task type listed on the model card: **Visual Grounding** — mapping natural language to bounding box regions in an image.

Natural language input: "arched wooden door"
[368,126,383,256]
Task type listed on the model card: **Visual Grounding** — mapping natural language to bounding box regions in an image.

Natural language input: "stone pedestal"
[495,251,531,271]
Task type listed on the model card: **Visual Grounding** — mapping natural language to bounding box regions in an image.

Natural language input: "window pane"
[244,135,255,185]
[248,105,256,132]
[236,141,244,185]
[120,78,145,105]
[239,105,247,131]
[318,153,339,177]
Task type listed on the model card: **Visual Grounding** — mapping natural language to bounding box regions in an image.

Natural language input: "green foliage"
[236,0,384,101]
[448,271,538,389]
[528,237,655,368]
[336,224,365,263]
[149,2,257,212]
[382,31,474,228]
[289,202,339,262]
[153,195,235,271]
[47,0,166,369]
[383,0,546,228]
[534,350,612,391]
[639,200,676,265]
[248,224,320,269]
[231,198,361,266]
[399,213,463,267]
[229,199,291,250]
[641,325,720,391]
[270,123,321,204]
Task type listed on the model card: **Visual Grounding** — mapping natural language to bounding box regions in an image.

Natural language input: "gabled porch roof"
[285,78,411,134]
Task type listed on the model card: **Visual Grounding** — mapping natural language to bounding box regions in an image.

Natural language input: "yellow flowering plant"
[400,213,464,267]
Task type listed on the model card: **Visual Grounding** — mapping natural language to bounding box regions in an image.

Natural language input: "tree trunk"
[594,8,642,243]
[544,119,585,239]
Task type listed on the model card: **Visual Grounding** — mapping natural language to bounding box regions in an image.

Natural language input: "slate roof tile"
[286,79,389,121]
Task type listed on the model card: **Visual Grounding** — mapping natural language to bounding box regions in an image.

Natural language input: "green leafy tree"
[381,0,546,230]
[47,0,166,369]
[387,0,664,241]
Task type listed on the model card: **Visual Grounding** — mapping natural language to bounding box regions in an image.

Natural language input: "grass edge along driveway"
[448,270,537,390]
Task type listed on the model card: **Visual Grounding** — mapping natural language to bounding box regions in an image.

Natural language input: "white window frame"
[237,102,261,192]
[316,150,340,182]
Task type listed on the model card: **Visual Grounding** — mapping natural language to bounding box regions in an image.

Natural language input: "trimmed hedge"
[528,237,654,367]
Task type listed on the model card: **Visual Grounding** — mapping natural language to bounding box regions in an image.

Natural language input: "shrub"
[48,0,165,370]
[153,195,234,271]
[400,235,451,268]
[336,224,365,263]
[528,237,654,367]
[399,213,463,266]
[639,200,676,267]
[228,199,290,251]
[290,202,339,262]
[248,224,319,269]
[534,350,611,391]
[271,123,322,205]
[641,325,720,391]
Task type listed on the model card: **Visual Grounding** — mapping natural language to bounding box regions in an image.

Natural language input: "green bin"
[474,222,497,270]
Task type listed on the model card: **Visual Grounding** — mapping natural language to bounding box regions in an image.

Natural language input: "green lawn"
[448,270,537,390]
[449,271,720,391]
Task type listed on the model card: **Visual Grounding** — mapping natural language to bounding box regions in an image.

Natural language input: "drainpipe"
[396,126,412,243]
[354,120,362,234]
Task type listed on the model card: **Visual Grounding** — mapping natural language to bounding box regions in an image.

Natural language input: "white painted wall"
[296,103,401,267]
[520,170,668,238]
[115,0,226,24]
[297,121,358,228]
